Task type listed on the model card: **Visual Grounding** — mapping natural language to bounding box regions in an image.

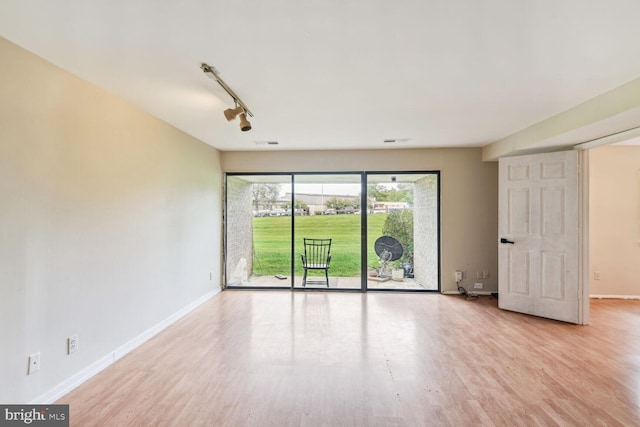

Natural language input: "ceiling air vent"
[253,141,279,146]
[383,138,411,144]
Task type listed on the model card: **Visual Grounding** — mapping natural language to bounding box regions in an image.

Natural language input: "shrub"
[382,210,413,265]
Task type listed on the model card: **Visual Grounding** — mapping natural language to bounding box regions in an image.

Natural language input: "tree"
[367,184,413,206]
[326,197,356,211]
[294,199,308,210]
[367,184,387,201]
[283,199,308,210]
[396,183,414,206]
[251,183,281,210]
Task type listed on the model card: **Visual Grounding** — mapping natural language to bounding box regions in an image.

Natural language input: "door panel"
[225,174,292,289]
[498,151,582,324]
[541,187,565,235]
[293,174,362,290]
[365,173,440,291]
[540,251,565,300]
[506,249,530,295]
[507,188,530,234]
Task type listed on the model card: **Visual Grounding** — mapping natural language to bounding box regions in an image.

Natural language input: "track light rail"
[200,63,254,117]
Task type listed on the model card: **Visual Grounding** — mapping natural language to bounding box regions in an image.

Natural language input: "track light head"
[224,106,244,122]
[223,106,251,131]
[238,113,252,132]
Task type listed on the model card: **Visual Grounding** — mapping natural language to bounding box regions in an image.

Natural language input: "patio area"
[229,274,433,290]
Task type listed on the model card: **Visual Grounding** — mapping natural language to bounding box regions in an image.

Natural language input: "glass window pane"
[293,174,362,289]
[226,175,292,288]
[366,173,439,291]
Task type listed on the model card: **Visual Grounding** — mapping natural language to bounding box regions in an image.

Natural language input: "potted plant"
[368,261,380,277]
[391,261,404,281]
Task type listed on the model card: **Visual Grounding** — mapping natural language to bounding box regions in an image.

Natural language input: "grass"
[252,214,388,277]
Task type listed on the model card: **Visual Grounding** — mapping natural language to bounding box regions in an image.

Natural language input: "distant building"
[372,201,409,213]
[283,192,360,215]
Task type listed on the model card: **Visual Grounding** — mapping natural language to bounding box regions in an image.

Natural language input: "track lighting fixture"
[223,105,252,131]
[223,106,244,121]
[201,63,253,132]
[238,113,252,132]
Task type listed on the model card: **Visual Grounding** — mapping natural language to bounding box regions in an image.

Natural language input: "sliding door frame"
[224,170,441,292]
[364,170,441,293]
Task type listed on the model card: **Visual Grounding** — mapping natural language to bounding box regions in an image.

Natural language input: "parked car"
[325,208,336,215]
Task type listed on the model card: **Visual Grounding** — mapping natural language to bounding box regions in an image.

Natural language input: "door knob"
[500,238,514,244]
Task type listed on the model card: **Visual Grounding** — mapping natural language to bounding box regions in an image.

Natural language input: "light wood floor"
[58,292,640,426]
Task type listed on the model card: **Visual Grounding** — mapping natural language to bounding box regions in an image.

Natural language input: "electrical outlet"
[28,353,40,375]
[209,271,213,280]
[473,283,483,289]
[455,270,463,282]
[68,335,79,354]
[476,271,482,279]
[594,271,601,280]
[482,270,489,279]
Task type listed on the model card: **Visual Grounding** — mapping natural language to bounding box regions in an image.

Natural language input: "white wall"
[0,37,223,403]
[589,145,640,296]
[221,148,499,293]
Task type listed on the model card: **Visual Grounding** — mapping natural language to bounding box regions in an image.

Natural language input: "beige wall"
[589,145,640,296]
[222,148,499,293]
[0,38,223,403]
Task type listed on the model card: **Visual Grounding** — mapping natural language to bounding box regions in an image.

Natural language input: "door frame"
[578,148,590,324]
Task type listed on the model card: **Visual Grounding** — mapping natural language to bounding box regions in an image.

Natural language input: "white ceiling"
[3,0,640,151]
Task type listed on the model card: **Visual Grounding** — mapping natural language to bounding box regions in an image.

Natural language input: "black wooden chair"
[300,238,332,287]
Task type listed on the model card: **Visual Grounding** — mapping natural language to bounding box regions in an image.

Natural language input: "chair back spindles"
[301,238,332,286]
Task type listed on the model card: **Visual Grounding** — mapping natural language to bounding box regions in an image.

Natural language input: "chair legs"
[301,268,329,287]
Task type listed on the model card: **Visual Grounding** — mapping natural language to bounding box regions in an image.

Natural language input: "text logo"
[1,405,68,426]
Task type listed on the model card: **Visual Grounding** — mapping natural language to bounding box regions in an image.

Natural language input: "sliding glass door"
[225,174,292,288]
[293,174,362,289]
[225,171,439,291]
[366,172,439,291]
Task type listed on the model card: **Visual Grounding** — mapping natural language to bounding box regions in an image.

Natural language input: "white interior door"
[498,150,584,324]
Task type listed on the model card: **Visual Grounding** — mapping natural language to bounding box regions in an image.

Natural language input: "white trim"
[441,290,496,296]
[590,294,640,300]
[30,288,221,404]
[579,149,590,325]
[573,124,640,150]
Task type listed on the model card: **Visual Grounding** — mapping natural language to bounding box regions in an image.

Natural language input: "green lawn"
[252,214,388,276]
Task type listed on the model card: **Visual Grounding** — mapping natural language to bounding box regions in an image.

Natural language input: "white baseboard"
[442,290,496,296]
[590,294,640,300]
[31,288,221,404]
[444,292,640,299]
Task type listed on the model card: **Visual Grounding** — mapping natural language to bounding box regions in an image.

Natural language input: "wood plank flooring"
[58,292,640,426]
